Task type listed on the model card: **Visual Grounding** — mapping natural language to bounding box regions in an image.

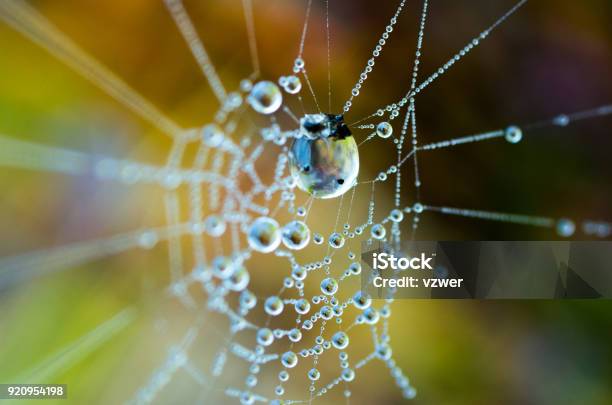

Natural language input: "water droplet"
[292,266,307,281]
[376,122,393,138]
[328,232,345,249]
[353,291,371,310]
[320,278,339,295]
[307,368,320,381]
[283,75,302,94]
[412,203,424,214]
[313,233,324,244]
[294,298,311,315]
[389,209,404,223]
[281,351,298,368]
[281,220,310,250]
[331,331,349,349]
[248,81,283,114]
[375,344,392,360]
[240,392,255,405]
[288,328,302,342]
[138,231,158,249]
[290,116,359,199]
[404,387,417,399]
[240,79,253,92]
[224,266,250,291]
[556,218,575,237]
[554,114,570,127]
[248,217,281,253]
[371,224,386,240]
[504,125,523,144]
[212,256,235,279]
[319,305,334,320]
[240,290,257,309]
[264,296,284,316]
[201,124,225,147]
[205,215,226,237]
[341,368,355,382]
[256,328,274,346]
[363,307,380,324]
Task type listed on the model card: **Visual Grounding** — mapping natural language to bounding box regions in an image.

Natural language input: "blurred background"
[0,0,611,404]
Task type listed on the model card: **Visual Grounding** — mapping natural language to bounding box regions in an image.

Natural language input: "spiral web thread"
[0,0,611,404]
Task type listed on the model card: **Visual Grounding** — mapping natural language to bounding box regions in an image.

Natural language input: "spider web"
[0,0,611,404]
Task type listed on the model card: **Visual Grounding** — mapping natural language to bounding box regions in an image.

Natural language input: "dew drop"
[248,81,283,114]
[240,392,255,405]
[256,328,274,346]
[292,266,307,281]
[341,368,355,382]
[307,368,321,381]
[331,331,349,349]
[389,209,404,223]
[328,232,345,249]
[205,215,226,237]
[288,328,302,342]
[320,278,339,295]
[224,266,250,291]
[264,296,284,316]
[376,122,393,138]
[283,75,302,94]
[290,115,359,199]
[412,203,424,214]
[240,79,253,92]
[349,262,361,275]
[248,217,281,253]
[556,218,576,237]
[212,256,235,279]
[281,351,298,368]
[371,224,386,240]
[363,307,380,325]
[294,298,311,315]
[201,124,225,147]
[554,114,570,127]
[319,305,334,320]
[240,290,257,309]
[281,220,310,250]
[353,291,371,310]
[504,125,523,144]
[375,343,392,360]
[138,231,158,249]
